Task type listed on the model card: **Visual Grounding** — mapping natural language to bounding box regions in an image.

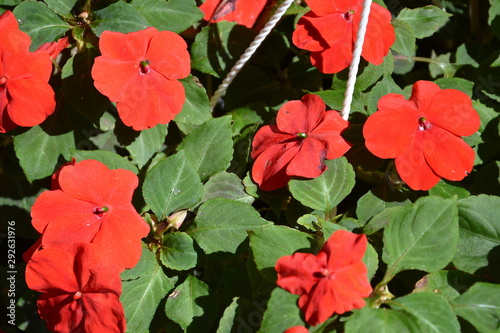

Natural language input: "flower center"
[342,10,355,22]
[296,132,308,138]
[139,59,151,75]
[73,291,82,301]
[93,206,108,219]
[418,117,432,131]
[320,268,330,277]
[0,75,7,85]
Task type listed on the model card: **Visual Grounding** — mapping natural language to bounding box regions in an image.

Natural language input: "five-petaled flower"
[0,10,57,133]
[275,230,372,326]
[30,159,150,270]
[251,94,351,191]
[292,0,395,74]
[25,243,126,333]
[92,27,190,130]
[200,0,268,28]
[363,80,480,190]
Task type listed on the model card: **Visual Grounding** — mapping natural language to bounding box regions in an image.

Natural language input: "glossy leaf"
[396,6,451,39]
[160,232,197,271]
[174,76,213,133]
[91,1,149,36]
[258,288,302,333]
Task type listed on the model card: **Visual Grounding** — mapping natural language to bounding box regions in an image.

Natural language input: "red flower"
[251,94,351,191]
[200,0,268,28]
[30,159,150,270]
[25,243,126,333]
[36,37,70,60]
[0,10,56,132]
[292,0,395,73]
[92,27,190,130]
[275,230,372,326]
[363,80,480,190]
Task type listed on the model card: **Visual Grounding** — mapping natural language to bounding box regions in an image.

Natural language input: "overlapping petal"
[200,0,268,28]
[251,94,350,191]
[275,230,372,326]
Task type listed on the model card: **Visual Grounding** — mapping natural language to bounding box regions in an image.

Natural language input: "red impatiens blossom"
[30,159,150,270]
[36,37,70,60]
[25,243,126,333]
[251,94,351,191]
[92,27,190,131]
[363,80,480,190]
[199,0,268,28]
[292,0,395,74]
[0,10,56,132]
[275,230,372,326]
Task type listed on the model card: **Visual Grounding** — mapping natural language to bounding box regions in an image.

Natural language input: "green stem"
[393,55,451,78]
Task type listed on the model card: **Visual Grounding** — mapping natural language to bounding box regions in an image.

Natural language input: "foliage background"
[1,0,500,332]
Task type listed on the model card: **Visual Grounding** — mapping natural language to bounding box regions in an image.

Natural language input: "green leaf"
[428,180,470,199]
[216,297,264,333]
[14,113,75,182]
[451,282,500,333]
[176,116,234,181]
[61,48,112,124]
[453,195,500,275]
[121,246,176,333]
[356,186,410,224]
[160,232,197,271]
[191,21,257,77]
[44,0,80,18]
[174,76,213,134]
[364,206,406,235]
[355,54,394,92]
[202,171,254,205]
[489,1,500,39]
[165,275,218,331]
[70,149,138,173]
[382,196,459,278]
[391,19,417,58]
[413,270,477,301]
[13,1,71,50]
[289,157,355,214]
[130,0,202,33]
[91,1,150,36]
[345,307,420,333]
[143,150,203,221]
[249,225,315,282]
[258,288,302,333]
[435,77,474,97]
[186,198,269,254]
[396,5,451,39]
[390,293,460,333]
[116,123,168,169]
[364,244,379,281]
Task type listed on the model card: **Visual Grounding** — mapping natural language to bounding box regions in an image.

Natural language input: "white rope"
[209,0,295,110]
[341,0,372,120]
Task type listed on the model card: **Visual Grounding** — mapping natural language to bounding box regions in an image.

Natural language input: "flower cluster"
[0,11,68,133]
[251,94,351,191]
[292,0,395,73]
[25,159,150,332]
[91,27,190,130]
[275,230,372,326]
[199,0,269,28]
[363,80,480,190]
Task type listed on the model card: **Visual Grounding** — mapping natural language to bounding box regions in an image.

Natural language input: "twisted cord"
[341,0,373,120]
[209,0,295,110]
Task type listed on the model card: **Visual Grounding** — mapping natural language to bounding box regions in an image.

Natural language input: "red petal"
[423,126,475,181]
[80,293,126,333]
[251,141,301,191]
[276,94,326,134]
[409,80,441,114]
[6,78,55,126]
[276,252,321,295]
[298,279,336,325]
[98,28,157,62]
[363,94,418,158]
[231,0,268,28]
[310,110,351,159]
[285,326,309,333]
[395,131,441,190]
[0,11,20,31]
[322,230,368,270]
[36,37,70,59]
[286,138,328,178]
[425,89,480,137]
[0,86,17,132]
[25,248,78,294]
[147,30,190,80]
[91,56,140,102]
[309,42,352,74]
[37,293,83,333]
[306,0,361,16]
[251,125,292,159]
[359,2,395,65]
[115,72,185,130]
